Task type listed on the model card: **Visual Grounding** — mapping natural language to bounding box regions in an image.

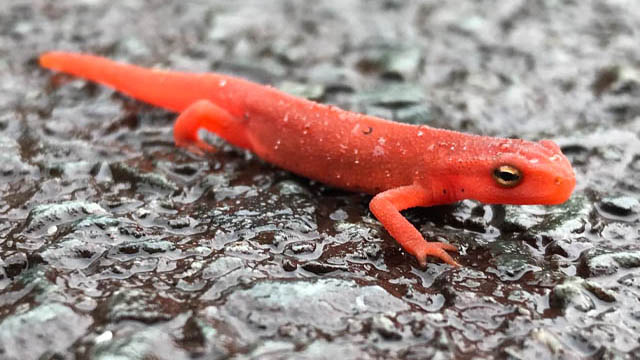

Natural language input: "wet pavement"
[2,0,640,359]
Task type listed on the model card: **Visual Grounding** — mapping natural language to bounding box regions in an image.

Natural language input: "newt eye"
[493,165,522,188]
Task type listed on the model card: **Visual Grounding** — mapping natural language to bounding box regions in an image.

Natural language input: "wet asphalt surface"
[2,0,640,359]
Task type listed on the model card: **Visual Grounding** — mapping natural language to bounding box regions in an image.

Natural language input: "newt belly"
[39,51,576,267]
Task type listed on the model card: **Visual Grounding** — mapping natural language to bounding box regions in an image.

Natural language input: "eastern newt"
[39,52,576,267]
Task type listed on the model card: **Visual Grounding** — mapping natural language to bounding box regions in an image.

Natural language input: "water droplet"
[219,79,227,87]
[417,131,424,137]
[530,158,539,163]
[283,114,289,122]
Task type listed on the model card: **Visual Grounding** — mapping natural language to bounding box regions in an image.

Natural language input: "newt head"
[440,138,576,205]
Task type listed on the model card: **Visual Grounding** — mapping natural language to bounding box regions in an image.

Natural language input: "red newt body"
[39,52,576,267]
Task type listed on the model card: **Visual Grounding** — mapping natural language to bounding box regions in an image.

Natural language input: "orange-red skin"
[39,52,576,267]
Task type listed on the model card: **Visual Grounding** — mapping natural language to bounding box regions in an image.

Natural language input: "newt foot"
[176,139,217,155]
[414,242,459,268]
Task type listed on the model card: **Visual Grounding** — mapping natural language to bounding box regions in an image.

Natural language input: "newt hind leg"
[369,184,459,267]
[173,100,252,153]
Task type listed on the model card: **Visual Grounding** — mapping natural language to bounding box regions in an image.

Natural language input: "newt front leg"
[369,184,459,267]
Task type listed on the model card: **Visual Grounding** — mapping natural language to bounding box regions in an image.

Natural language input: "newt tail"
[41,52,236,113]
[39,51,576,268]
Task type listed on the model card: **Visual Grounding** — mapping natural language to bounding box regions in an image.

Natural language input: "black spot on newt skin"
[443,189,447,194]
[362,126,373,135]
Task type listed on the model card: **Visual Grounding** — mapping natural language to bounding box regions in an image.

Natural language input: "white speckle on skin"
[373,145,385,156]
[283,113,289,123]
[219,79,227,87]
[530,158,539,163]
[378,137,386,145]
[427,144,435,151]
[550,154,561,161]
[417,131,424,137]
